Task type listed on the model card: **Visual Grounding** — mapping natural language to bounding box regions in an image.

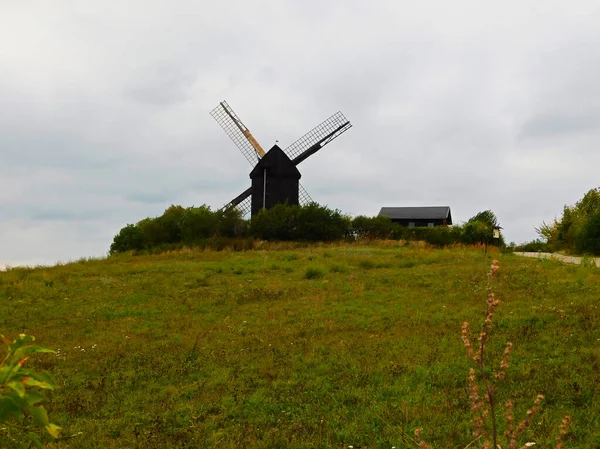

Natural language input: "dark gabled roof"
[249,145,301,179]
[378,206,452,223]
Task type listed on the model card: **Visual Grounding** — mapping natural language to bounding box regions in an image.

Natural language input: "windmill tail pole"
[291,122,350,166]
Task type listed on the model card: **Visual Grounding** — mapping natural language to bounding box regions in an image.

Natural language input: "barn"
[378,206,452,227]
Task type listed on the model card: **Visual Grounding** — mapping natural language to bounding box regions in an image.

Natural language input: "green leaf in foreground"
[0,334,60,443]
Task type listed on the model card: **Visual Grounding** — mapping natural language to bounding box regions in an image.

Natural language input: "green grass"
[1,243,599,448]
[304,267,325,280]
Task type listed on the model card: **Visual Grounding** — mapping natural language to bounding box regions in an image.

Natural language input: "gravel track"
[514,252,600,267]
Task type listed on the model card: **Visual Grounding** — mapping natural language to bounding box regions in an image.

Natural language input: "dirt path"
[514,252,600,267]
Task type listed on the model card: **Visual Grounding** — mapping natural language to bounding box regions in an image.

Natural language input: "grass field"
[1,243,599,448]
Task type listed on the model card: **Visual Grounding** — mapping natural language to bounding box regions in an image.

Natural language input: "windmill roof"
[378,206,452,221]
[250,145,301,179]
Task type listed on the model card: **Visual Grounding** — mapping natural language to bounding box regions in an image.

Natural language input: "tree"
[137,205,186,247]
[576,212,600,256]
[110,224,146,254]
[535,188,600,254]
[351,215,393,239]
[179,205,218,242]
[250,203,349,241]
[468,210,500,229]
[461,220,493,246]
[250,204,302,240]
[463,210,504,247]
[215,207,246,238]
[296,203,349,241]
[574,187,600,217]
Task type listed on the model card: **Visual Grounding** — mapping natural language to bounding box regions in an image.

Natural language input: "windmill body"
[249,145,301,216]
[210,101,352,217]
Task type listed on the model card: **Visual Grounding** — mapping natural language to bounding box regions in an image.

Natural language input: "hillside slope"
[1,244,599,448]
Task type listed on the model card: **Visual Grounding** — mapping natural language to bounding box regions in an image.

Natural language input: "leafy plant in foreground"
[0,334,60,447]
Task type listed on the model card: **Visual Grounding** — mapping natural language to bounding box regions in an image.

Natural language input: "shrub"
[110,205,250,254]
[536,187,600,254]
[330,264,349,273]
[296,203,350,241]
[304,267,325,279]
[460,210,505,247]
[358,260,375,270]
[351,215,393,239]
[138,205,186,247]
[179,205,218,242]
[215,207,246,238]
[251,203,349,241]
[109,224,146,254]
[109,203,505,254]
[390,225,462,246]
[514,239,550,253]
[250,204,301,240]
[575,212,600,255]
[468,210,500,228]
[461,220,493,246]
[423,225,462,246]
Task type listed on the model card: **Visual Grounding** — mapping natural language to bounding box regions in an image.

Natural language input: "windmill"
[210,101,352,216]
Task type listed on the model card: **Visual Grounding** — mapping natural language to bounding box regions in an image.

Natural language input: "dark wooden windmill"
[249,145,301,216]
[210,101,352,216]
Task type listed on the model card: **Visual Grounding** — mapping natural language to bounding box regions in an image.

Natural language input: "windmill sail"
[210,101,265,165]
[298,184,313,205]
[284,111,352,165]
[223,187,252,217]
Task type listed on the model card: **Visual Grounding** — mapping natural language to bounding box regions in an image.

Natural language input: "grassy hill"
[1,243,599,448]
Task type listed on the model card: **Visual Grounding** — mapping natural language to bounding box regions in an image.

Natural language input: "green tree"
[109,224,146,254]
[467,210,500,229]
[463,210,503,247]
[250,203,349,241]
[296,203,349,241]
[250,204,301,240]
[351,215,393,239]
[461,220,493,246]
[536,188,600,253]
[138,205,186,246]
[574,187,600,217]
[215,207,246,238]
[179,205,218,242]
[576,212,600,255]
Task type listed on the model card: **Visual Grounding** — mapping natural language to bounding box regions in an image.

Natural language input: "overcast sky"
[2,1,600,267]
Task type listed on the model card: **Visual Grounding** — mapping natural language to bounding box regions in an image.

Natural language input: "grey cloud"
[124,191,179,205]
[519,113,600,139]
[2,0,600,265]
[30,209,104,222]
[516,35,600,141]
[126,64,197,106]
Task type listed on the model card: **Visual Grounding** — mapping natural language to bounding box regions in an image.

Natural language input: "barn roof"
[250,145,301,179]
[378,206,452,223]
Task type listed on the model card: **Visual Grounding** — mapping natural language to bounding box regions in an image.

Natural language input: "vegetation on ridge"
[110,203,504,254]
